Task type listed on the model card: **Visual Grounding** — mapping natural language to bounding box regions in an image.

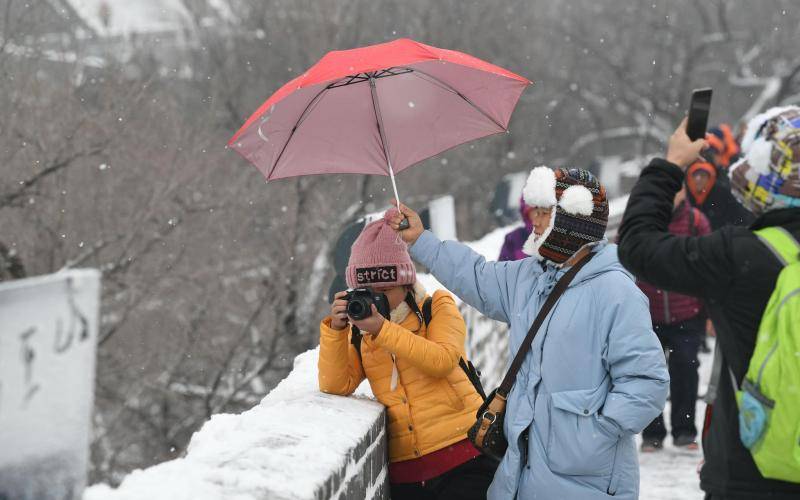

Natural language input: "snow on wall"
[84,349,388,500]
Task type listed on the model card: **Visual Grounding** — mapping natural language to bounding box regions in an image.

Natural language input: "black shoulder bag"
[466,253,594,462]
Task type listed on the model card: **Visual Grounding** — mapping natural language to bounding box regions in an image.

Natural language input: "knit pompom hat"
[521,167,609,263]
[345,208,417,289]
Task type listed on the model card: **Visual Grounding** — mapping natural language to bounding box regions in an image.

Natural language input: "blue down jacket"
[410,231,668,500]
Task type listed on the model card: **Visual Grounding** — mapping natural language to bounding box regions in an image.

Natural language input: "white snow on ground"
[637,338,714,500]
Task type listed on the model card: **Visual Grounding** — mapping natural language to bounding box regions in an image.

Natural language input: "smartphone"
[687,88,712,141]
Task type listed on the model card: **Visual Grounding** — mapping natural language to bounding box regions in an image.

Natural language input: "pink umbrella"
[228,38,530,209]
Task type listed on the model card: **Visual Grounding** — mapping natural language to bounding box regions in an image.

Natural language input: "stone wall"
[84,349,389,500]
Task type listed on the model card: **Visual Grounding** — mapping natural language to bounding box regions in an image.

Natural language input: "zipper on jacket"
[756,343,779,388]
[663,290,671,324]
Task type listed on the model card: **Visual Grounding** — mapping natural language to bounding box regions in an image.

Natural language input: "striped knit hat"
[521,167,609,263]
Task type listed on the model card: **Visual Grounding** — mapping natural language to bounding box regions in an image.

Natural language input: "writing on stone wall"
[0,297,89,416]
[0,270,100,500]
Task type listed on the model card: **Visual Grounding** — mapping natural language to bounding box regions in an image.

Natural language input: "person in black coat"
[618,108,800,500]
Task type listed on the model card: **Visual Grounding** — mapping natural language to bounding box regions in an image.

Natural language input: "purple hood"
[498,196,533,262]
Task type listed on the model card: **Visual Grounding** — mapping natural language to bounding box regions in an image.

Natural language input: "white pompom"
[523,166,557,208]
[558,185,594,216]
[746,138,773,175]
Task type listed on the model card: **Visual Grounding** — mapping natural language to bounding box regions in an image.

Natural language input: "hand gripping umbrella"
[228,38,531,227]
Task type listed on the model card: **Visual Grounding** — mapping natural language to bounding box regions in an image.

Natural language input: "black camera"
[345,288,391,320]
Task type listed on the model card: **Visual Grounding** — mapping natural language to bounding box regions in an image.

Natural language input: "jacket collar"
[389,281,426,326]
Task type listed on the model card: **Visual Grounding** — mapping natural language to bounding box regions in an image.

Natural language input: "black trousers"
[643,319,704,441]
[389,455,497,500]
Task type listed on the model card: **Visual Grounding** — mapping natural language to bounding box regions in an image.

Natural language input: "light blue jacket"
[410,231,669,500]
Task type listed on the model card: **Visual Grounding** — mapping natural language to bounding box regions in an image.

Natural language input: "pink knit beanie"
[345,208,417,289]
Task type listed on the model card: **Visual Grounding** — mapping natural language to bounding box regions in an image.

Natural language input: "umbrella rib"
[267,84,333,180]
[402,67,506,131]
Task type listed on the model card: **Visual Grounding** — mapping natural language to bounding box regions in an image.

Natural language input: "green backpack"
[732,226,800,483]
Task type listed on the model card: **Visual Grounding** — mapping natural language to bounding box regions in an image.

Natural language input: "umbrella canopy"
[229,38,530,195]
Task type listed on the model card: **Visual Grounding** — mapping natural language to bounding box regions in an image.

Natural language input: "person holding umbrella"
[387,167,669,500]
[230,39,533,499]
[318,210,496,500]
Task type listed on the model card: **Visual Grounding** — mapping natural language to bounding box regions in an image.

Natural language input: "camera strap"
[404,291,425,330]
[350,325,363,361]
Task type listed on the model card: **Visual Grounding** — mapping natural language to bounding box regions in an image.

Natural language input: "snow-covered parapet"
[84,349,388,500]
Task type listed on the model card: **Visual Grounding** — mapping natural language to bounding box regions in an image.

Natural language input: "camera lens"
[346,297,372,320]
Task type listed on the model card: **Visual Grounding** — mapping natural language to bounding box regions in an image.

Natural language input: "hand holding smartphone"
[665,89,713,169]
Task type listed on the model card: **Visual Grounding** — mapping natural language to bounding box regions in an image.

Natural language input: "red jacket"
[637,201,711,325]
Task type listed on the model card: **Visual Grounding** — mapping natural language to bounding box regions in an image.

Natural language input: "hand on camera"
[349,304,385,335]
[330,291,350,330]
[665,117,709,170]
[386,200,424,245]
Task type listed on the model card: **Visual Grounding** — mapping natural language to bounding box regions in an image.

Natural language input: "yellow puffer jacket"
[318,289,482,462]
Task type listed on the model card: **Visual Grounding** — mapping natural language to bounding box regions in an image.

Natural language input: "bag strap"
[422,296,433,326]
[411,293,487,400]
[755,227,800,266]
[496,252,595,398]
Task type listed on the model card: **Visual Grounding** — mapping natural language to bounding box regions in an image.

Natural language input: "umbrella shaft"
[369,75,402,209]
[388,162,401,209]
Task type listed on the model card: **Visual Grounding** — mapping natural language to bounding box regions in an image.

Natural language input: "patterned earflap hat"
[521,167,609,263]
[730,106,800,216]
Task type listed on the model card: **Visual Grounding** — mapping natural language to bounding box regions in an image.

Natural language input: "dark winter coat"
[618,158,800,499]
[637,200,710,325]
